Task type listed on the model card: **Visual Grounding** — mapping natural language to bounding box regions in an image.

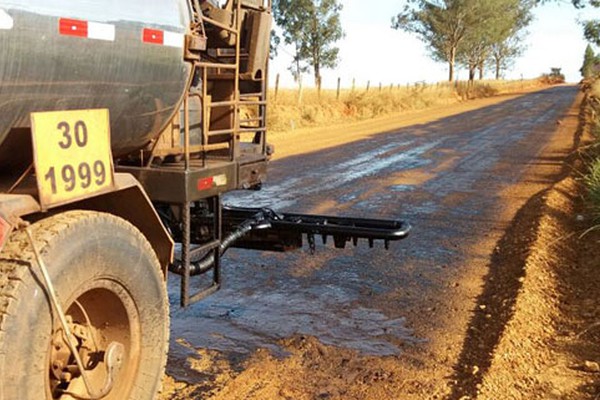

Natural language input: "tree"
[269,30,280,60]
[272,0,344,87]
[490,34,525,79]
[392,0,475,82]
[393,0,531,82]
[289,50,310,83]
[584,21,600,46]
[486,0,531,79]
[571,0,600,8]
[581,44,599,78]
[456,1,501,81]
[566,0,600,45]
[536,1,600,54]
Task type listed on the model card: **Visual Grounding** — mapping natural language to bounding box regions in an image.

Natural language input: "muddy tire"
[0,210,169,400]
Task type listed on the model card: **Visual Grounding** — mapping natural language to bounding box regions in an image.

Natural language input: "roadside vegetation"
[267,79,543,132]
[581,45,600,218]
[583,81,600,219]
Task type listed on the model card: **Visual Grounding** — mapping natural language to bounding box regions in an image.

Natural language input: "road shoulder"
[449,89,600,399]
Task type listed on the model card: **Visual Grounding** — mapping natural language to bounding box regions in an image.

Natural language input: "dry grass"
[267,79,545,133]
[590,79,600,99]
[580,77,600,219]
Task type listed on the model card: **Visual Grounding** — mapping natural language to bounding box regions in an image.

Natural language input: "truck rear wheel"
[0,210,169,399]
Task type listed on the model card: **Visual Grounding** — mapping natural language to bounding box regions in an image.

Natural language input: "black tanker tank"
[0,0,193,170]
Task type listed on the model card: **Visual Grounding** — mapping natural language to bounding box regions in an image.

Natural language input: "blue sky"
[269,0,600,88]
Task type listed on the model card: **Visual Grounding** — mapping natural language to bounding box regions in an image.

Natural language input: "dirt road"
[162,85,582,399]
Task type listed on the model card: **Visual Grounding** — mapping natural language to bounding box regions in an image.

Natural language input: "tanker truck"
[0,1,410,398]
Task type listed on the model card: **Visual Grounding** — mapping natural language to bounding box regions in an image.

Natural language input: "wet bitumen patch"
[165,86,580,384]
[168,248,417,355]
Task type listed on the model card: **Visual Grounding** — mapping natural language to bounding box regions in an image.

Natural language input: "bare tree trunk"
[314,63,320,88]
[317,75,322,98]
[296,58,301,79]
[495,58,501,80]
[297,75,303,105]
[468,65,475,82]
[448,48,456,82]
[274,73,280,101]
[478,64,484,80]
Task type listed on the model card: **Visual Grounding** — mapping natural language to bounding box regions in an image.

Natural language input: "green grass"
[584,116,600,220]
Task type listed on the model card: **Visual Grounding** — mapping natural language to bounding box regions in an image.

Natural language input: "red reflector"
[197,177,214,191]
[143,28,164,45]
[59,18,88,38]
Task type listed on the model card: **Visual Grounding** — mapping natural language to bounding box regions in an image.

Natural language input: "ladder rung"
[240,100,267,105]
[189,143,230,152]
[206,127,266,136]
[189,240,221,260]
[188,283,220,306]
[198,62,237,70]
[209,100,237,107]
[240,92,263,98]
[239,127,267,133]
[240,117,263,123]
[207,128,235,136]
[209,100,266,108]
[241,3,267,11]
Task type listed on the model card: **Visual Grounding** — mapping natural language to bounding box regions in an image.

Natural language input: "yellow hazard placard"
[30,109,115,208]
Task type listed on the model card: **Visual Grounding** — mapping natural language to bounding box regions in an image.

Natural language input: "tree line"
[392,0,531,82]
[271,0,600,86]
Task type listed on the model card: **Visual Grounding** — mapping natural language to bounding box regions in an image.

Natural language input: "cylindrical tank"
[0,0,193,170]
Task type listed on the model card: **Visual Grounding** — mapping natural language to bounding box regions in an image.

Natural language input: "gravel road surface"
[162,85,580,399]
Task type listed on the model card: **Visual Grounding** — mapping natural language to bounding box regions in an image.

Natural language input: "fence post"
[274,73,280,101]
[520,73,524,90]
[297,75,303,105]
[352,78,356,92]
[336,77,341,100]
[379,82,382,92]
[366,80,370,93]
[317,76,322,100]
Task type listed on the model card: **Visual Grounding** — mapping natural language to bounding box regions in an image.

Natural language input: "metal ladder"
[176,0,271,307]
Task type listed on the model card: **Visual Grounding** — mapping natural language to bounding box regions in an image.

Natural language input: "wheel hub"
[50,315,101,388]
[49,314,124,399]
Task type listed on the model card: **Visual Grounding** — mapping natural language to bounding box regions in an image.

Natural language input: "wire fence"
[270,73,534,105]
